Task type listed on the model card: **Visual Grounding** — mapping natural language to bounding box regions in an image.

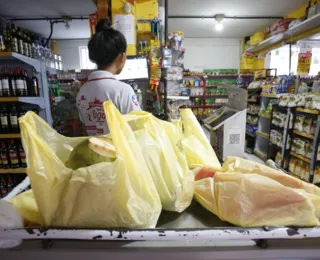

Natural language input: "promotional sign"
[297,48,312,75]
[89,13,98,37]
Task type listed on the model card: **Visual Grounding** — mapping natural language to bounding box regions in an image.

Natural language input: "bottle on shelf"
[0,141,9,169]
[23,30,29,57]
[23,69,30,96]
[10,24,18,53]
[1,66,10,97]
[27,32,32,58]
[8,139,19,168]
[0,104,9,133]
[18,104,27,118]
[17,27,24,55]
[9,104,19,133]
[9,67,17,96]
[6,176,13,194]
[0,23,5,52]
[15,67,24,96]
[18,140,27,168]
[0,68,2,97]
[0,175,8,198]
[31,71,39,96]
[4,24,11,52]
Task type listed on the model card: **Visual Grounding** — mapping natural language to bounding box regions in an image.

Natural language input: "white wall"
[56,39,89,71]
[183,38,242,71]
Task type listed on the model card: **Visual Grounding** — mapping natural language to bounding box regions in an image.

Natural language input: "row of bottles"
[0,103,30,134]
[0,66,39,97]
[0,139,26,169]
[0,174,28,198]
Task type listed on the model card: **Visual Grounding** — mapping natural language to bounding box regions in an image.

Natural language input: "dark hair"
[88,19,127,69]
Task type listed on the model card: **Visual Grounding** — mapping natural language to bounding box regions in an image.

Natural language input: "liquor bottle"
[5,24,11,52]
[305,1,312,20]
[0,23,5,52]
[27,32,32,58]
[0,175,7,198]
[23,30,29,57]
[31,73,39,96]
[18,140,27,168]
[7,176,13,194]
[18,104,27,118]
[1,66,10,96]
[0,69,3,97]
[0,105,9,133]
[9,67,16,96]
[23,69,29,96]
[15,67,24,96]
[10,24,18,53]
[9,104,19,133]
[17,27,24,55]
[8,139,19,168]
[0,142,9,169]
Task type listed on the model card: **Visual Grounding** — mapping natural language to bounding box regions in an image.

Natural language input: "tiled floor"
[244,152,265,165]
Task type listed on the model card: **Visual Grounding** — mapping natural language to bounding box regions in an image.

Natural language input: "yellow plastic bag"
[179,109,221,170]
[195,172,320,227]
[10,190,42,226]
[125,111,194,212]
[19,101,161,228]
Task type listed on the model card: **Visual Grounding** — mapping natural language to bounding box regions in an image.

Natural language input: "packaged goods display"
[0,103,27,134]
[0,139,27,169]
[247,104,260,115]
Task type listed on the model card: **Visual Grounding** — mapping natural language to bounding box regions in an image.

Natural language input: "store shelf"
[260,114,271,119]
[191,105,223,109]
[166,96,190,100]
[0,168,27,174]
[256,131,269,139]
[293,130,315,140]
[190,95,204,98]
[54,96,66,103]
[286,13,320,36]
[290,151,311,164]
[296,107,320,115]
[0,133,21,138]
[206,86,218,89]
[247,111,259,116]
[19,97,46,108]
[246,131,255,137]
[0,52,41,72]
[246,120,257,126]
[206,75,238,79]
[0,97,19,102]
[254,149,267,160]
[261,93,285,98]
[206,95,229,98]
[245,33,286,53]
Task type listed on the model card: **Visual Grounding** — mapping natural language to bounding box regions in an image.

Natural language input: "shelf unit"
[0,168,26,174]
[244,13,320,54]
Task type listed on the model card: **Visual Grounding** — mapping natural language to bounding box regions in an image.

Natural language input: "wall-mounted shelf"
[0,168,27,174]
[0,134,21,138]
[0,52,40,72]
[296,108,320,115]
[256,131,269,139]
[290,151,311,164]
[293,130,315,140]
[244,13,320,54]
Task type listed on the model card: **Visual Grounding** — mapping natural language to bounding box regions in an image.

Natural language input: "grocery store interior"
[1,0,320,258]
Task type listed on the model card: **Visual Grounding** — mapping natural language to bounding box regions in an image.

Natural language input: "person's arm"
[118,87,141,114]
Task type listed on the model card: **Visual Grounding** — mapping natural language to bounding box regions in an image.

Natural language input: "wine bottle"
[1,66,10,97]
[8,139,19,168]
[9,104,19,133]
[10,24,18,53]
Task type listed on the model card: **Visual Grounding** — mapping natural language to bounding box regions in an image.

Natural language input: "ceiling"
[168,0,308,38]
[0,0,96,39]
[0,0,309,39]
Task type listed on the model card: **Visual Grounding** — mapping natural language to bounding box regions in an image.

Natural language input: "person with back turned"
[76,19,141,136]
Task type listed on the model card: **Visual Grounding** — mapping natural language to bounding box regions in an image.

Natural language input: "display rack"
[0,52,52,176]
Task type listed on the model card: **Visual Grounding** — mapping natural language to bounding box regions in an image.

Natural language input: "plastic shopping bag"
[179,109,221,170]
[18,101,161,228]
[195,172,320,227]
[125,111,194,212]
[221,157,320,196]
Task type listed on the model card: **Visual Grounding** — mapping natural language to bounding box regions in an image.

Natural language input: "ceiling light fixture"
[65,20,70,30]
[215,14,225,31]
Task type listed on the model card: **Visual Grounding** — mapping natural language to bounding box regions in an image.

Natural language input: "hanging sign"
[89,13,98,37]
[297,48,312,75]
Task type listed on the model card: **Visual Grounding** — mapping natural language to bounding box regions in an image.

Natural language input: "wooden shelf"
[296,108,320,115]
[0,133,21,138]
[293,130,315,140]
[0,168,27,174]
[256,131,269,139]
[290,152,311,164]
[260,114,271,119]
[0,97,19,102]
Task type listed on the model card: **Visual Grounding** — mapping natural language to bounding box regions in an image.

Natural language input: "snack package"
[294,116,304,132]
[289,158,297,173]
[311,120,317,135]
[294,160,302,177]
[18,102,162,228]
[279,95,289,107]
[314,166,320,184]
[303,117,313,135]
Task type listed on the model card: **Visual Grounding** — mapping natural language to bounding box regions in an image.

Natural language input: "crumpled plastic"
[195,157,320,227]
[179,109,221,170]
[125,110,194,212]
[16,101,161,228]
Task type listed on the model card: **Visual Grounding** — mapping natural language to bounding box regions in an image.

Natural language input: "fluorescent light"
[215,22,223,31]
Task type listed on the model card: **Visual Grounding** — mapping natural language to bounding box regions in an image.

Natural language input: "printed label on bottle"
[10,116,18,127]
[24,43,29,56]
[20,149,26,163]
[0,80,3,96]
[1,154,8,165]
[1,116,8,127]
[11,38,18,52]
[19,40,24,54]
[12,80,17,96]
[9,150,18,164]
[1,79,9,91]
[16,79,24,91]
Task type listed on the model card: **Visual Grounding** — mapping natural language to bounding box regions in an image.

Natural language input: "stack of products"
[0,103,28,133]
[270,129,291,149]
[289,158,311,182]
[291,138,313,160]
[294,114,316,136]
[0,22,62,70]
[275,152,289,169]
[0,139,27,169]
[247,115,258,125]
[0,66,40,97]
[272,110,293,129]
[0,174,27,198]
[183,68,238,76]
[247,104,260,115]
[259,100,278,117]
